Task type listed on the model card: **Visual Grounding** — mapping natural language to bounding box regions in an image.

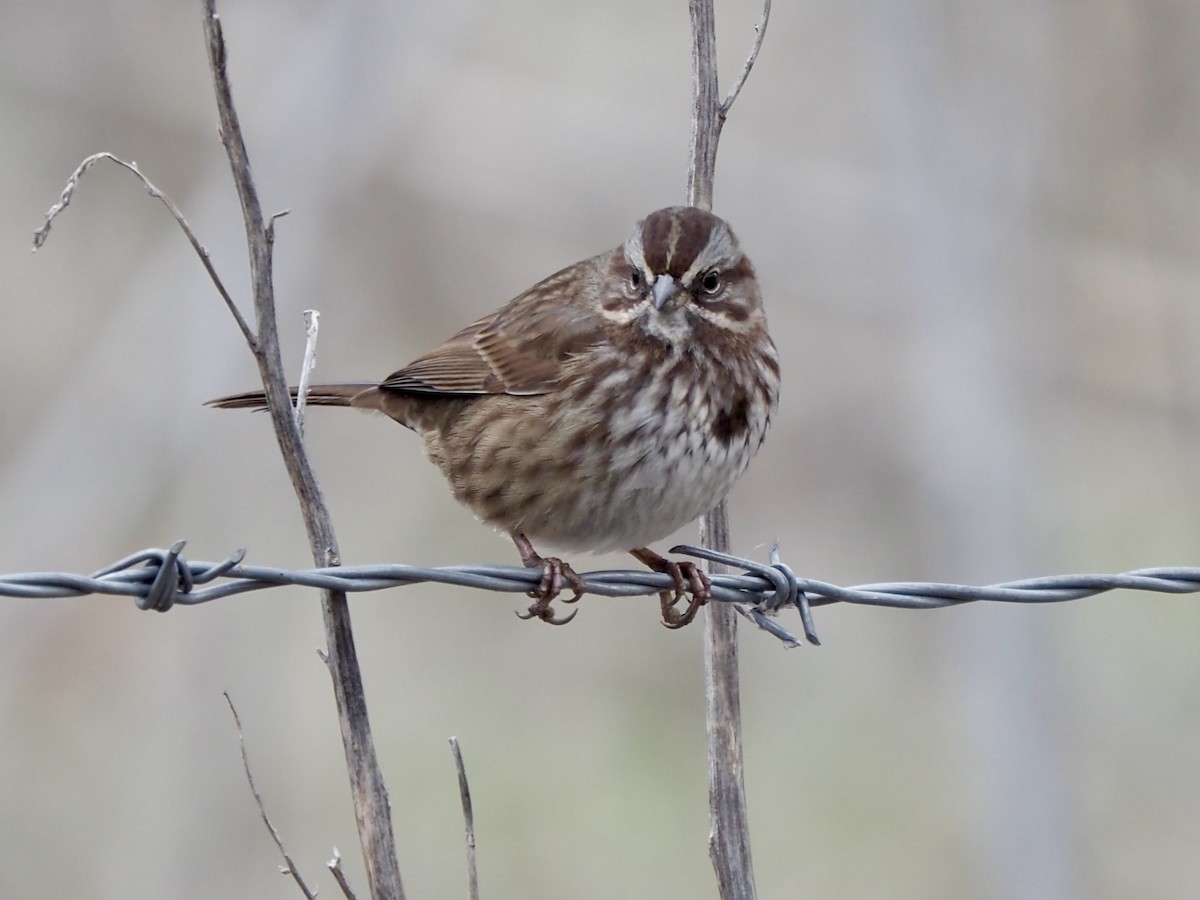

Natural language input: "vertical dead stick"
[686,1,770,898]
[687,0,721,211]
[700,507,756,900]
[201,3,405,899]
[448,738,481,900]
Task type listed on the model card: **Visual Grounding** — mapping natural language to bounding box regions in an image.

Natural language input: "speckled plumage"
[212,207,779,624]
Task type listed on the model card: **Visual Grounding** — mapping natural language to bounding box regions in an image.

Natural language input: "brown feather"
[207,384,372,410]
[377,314,497,394]
[377,255,609,398]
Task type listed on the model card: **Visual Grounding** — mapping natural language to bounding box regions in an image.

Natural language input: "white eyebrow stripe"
[679,223,738,284]
[624,228,649,277]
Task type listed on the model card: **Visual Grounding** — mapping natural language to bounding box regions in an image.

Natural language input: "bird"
[210,206,780,626]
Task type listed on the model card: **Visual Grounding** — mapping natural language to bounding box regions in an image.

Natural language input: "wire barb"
[7,543,1200,648]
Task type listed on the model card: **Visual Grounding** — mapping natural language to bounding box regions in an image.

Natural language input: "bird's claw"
[515,553,585,626]
[630,548,711,628]
[657,560,711,629]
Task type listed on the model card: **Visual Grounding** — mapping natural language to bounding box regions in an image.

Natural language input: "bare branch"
[295,309,321,433]
[448,738,481,900]
[268,208,292,239]
[687,0,721,211]
[32,152,256,348]
[686,1,762,898]
[701,511,757,900]
[720,0,771,118]
[224,693,319,900]
[201,3,405,898]
[329,848,361,900]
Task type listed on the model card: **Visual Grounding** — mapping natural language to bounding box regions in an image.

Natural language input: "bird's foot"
[512,534,585,626]
[630,547,711,629]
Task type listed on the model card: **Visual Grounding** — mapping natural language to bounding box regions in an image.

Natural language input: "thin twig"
[295,309,321,433]
[720,0,771,117]
[31,152,256,347]
[224,693,319,900]
[448,738,480,900]
[329,848,360,900]
[201,3,405,899]
[686,1,771,898]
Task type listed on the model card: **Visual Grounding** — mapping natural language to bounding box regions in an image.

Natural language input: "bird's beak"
[652,274,681,310]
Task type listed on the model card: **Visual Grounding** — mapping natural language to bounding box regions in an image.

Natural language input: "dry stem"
[32,152,254,345]
[687,1,772,898]
[329,849,361,900]
[202,3,404,898]
[224,693,319,899]
[449,738,481,900]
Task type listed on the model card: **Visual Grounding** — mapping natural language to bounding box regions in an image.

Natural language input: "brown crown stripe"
[639,211,677,274]
[640,207,727,279]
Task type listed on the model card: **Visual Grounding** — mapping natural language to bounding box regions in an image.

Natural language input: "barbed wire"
[3,541,1197,649]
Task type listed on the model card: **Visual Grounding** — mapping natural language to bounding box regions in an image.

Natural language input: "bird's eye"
[700,270,722,294]
[630,269,643,290]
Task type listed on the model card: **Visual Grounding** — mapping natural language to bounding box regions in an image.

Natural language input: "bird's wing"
[379,257,609,397]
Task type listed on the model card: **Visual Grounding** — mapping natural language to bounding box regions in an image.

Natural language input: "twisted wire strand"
[3,541,1198,649]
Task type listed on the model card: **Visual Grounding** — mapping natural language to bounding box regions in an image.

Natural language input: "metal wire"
[3,541,1197,649]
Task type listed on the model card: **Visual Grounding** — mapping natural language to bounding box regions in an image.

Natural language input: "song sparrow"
[211,207,780,626]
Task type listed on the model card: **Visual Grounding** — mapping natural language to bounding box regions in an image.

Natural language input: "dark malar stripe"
[701,299,752,322]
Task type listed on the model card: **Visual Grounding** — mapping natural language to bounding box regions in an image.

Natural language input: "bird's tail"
[207,383,375,411]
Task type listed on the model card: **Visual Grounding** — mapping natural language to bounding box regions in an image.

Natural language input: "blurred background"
[3,1,1200,897]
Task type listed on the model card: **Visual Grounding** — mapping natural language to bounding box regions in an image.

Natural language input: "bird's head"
[602,206,764,348]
